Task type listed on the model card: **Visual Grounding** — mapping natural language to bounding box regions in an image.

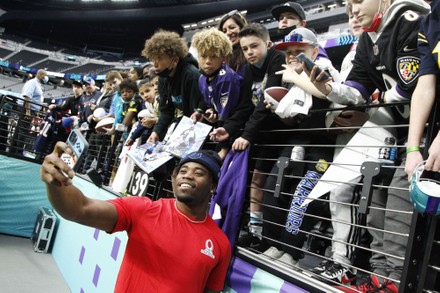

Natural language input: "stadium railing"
[0,93,439,292]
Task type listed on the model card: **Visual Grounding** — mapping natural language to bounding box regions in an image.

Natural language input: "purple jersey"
[418,1,440,77]
[198,64,242,121]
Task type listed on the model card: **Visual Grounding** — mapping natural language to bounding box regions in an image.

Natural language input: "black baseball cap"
[72,80,82,87]
[271,2,306,21]
[177,150,222,182]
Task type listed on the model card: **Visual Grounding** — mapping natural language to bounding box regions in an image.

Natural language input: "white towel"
[275,73,314,119]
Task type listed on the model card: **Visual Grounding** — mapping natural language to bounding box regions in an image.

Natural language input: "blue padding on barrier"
[0,155,51,237]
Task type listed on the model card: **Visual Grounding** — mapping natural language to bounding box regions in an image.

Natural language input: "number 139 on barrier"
[127,167,149,196]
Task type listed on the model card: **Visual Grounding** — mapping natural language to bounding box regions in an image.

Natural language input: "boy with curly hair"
[142,30,204,144]
[191,28,250,158]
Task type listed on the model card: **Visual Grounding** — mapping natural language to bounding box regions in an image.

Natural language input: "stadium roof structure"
[0,0,345,57]
[0,0,278,56]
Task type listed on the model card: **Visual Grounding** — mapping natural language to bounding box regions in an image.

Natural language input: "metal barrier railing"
[400,99,440,293]
[1,92,439,292]
[0,94,49,161]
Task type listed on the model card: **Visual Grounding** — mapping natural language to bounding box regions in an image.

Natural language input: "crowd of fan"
[7,1,438,292]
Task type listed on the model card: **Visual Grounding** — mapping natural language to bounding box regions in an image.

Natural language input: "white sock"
[250,211,263,224]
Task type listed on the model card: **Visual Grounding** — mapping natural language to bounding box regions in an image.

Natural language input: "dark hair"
[142,64,152,76]
[218,11,248,32]
[131,67,143,79]
[218,11,249,73]
[119,79,138,93]
[142,64,156,81]
[239,23,270,42]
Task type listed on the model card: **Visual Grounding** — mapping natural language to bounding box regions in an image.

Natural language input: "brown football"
[264,87,289,102]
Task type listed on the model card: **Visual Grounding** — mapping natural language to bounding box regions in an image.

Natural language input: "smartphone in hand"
[61,129,89,172]
[296,53,330,81]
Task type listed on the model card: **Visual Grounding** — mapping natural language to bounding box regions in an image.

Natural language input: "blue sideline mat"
[0,155,51,237]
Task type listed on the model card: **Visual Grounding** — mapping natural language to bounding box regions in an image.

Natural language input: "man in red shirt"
[40,146,231,293]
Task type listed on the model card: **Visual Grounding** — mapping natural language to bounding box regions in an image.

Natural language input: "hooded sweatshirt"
[153,53,203,140]
[224,47,286,143]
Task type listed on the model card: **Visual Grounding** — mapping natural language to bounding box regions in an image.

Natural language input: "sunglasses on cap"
[226,9,242,17]
[221,9,247,24]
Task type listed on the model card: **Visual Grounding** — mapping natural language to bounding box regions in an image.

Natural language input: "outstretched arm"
[40,142,118,232]
[406,74,437,179]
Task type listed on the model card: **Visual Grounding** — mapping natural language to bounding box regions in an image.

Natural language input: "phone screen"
[62,129,89,172]
[296,53,330,81]
[61,153,77,170]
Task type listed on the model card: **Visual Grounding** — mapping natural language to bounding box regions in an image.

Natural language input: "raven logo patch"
[397,56,420,84]
[220,96,228,108]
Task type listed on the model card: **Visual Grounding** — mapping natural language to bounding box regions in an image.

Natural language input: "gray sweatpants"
[367,161,413,283]
[330,182,360,267]
[330,161,412,284]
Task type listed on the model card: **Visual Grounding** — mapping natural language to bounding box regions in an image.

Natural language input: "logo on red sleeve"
[397,56,420,85]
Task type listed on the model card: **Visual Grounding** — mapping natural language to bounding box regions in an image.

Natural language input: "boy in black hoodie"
[211,23,286,248]
[141,30,204,144]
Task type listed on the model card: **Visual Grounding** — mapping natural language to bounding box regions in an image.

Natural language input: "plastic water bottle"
[291,146,305,162]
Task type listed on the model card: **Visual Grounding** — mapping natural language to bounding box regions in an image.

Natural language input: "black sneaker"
[311,260,332,274]
[236,233,261,247]
[318,262,357,285]
[249,241,270,253]
[236,233,269,253]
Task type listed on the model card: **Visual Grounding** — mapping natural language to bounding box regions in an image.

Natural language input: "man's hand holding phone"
[41,130,89,186]
[40,142,75,187]
[62,129,89,173]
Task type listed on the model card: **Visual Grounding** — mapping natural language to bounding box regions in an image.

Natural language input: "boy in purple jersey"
[191,28,248,159]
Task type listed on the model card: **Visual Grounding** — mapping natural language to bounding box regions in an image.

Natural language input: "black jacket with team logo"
[327,0,430,141]
[224,47,285,143]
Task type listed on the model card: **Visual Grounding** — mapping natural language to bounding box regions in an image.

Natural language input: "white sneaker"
[276,252,299,267]
[262,246,284,259]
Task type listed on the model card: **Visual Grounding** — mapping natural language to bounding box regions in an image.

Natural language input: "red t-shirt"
[109,197,231,293]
